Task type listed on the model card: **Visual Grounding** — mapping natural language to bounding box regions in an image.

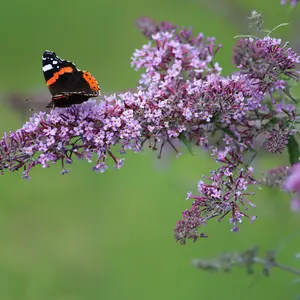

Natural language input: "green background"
[0,0,299,299]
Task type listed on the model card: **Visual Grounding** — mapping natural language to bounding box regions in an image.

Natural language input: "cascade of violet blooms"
[281,0,299,5]
[0,17,299,244]
[284,164,300,211]
[262,163,300,213]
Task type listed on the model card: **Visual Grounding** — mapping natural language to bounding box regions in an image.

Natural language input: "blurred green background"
[0,0,300,299]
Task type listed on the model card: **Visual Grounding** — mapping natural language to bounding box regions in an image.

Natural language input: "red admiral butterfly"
[42,50,100,108]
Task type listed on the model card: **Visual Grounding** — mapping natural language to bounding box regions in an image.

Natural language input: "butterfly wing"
[42,50,100,97]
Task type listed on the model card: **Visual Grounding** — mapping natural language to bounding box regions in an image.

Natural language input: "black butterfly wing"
[42,50,94,96]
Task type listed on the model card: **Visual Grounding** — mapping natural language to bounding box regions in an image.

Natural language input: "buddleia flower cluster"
[0,16,299,243]
[261,163,300,212]
[281,0,299,6]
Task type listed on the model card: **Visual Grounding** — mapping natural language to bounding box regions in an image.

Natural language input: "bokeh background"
[0,0,300,299]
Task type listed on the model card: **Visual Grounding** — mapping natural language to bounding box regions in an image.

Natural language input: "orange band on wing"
[46,67,73,86]
[82,71,100,92]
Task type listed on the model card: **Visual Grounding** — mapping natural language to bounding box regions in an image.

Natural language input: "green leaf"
[287,135,300,165]
[179,133,194,155]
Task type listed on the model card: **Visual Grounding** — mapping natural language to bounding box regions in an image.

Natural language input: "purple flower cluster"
[1,17,299,242]
[132,24,222,83]
[0,99,141,178]
[260,164,300,212]
[174,151,257,244]
[260,165,289,188]
[281,0,299,5]
[265,126,292,153]
[233,37,300,93]
[136,17,222,55]
[284,164,300,211]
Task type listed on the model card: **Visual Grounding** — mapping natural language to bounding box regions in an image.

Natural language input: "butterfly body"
[42,50,100,108]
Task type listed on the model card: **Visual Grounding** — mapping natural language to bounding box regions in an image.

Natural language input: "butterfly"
[42,50,100,108]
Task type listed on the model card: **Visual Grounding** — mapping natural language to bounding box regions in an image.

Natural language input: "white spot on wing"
[43,64,53,72]
[53,61,58,65]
